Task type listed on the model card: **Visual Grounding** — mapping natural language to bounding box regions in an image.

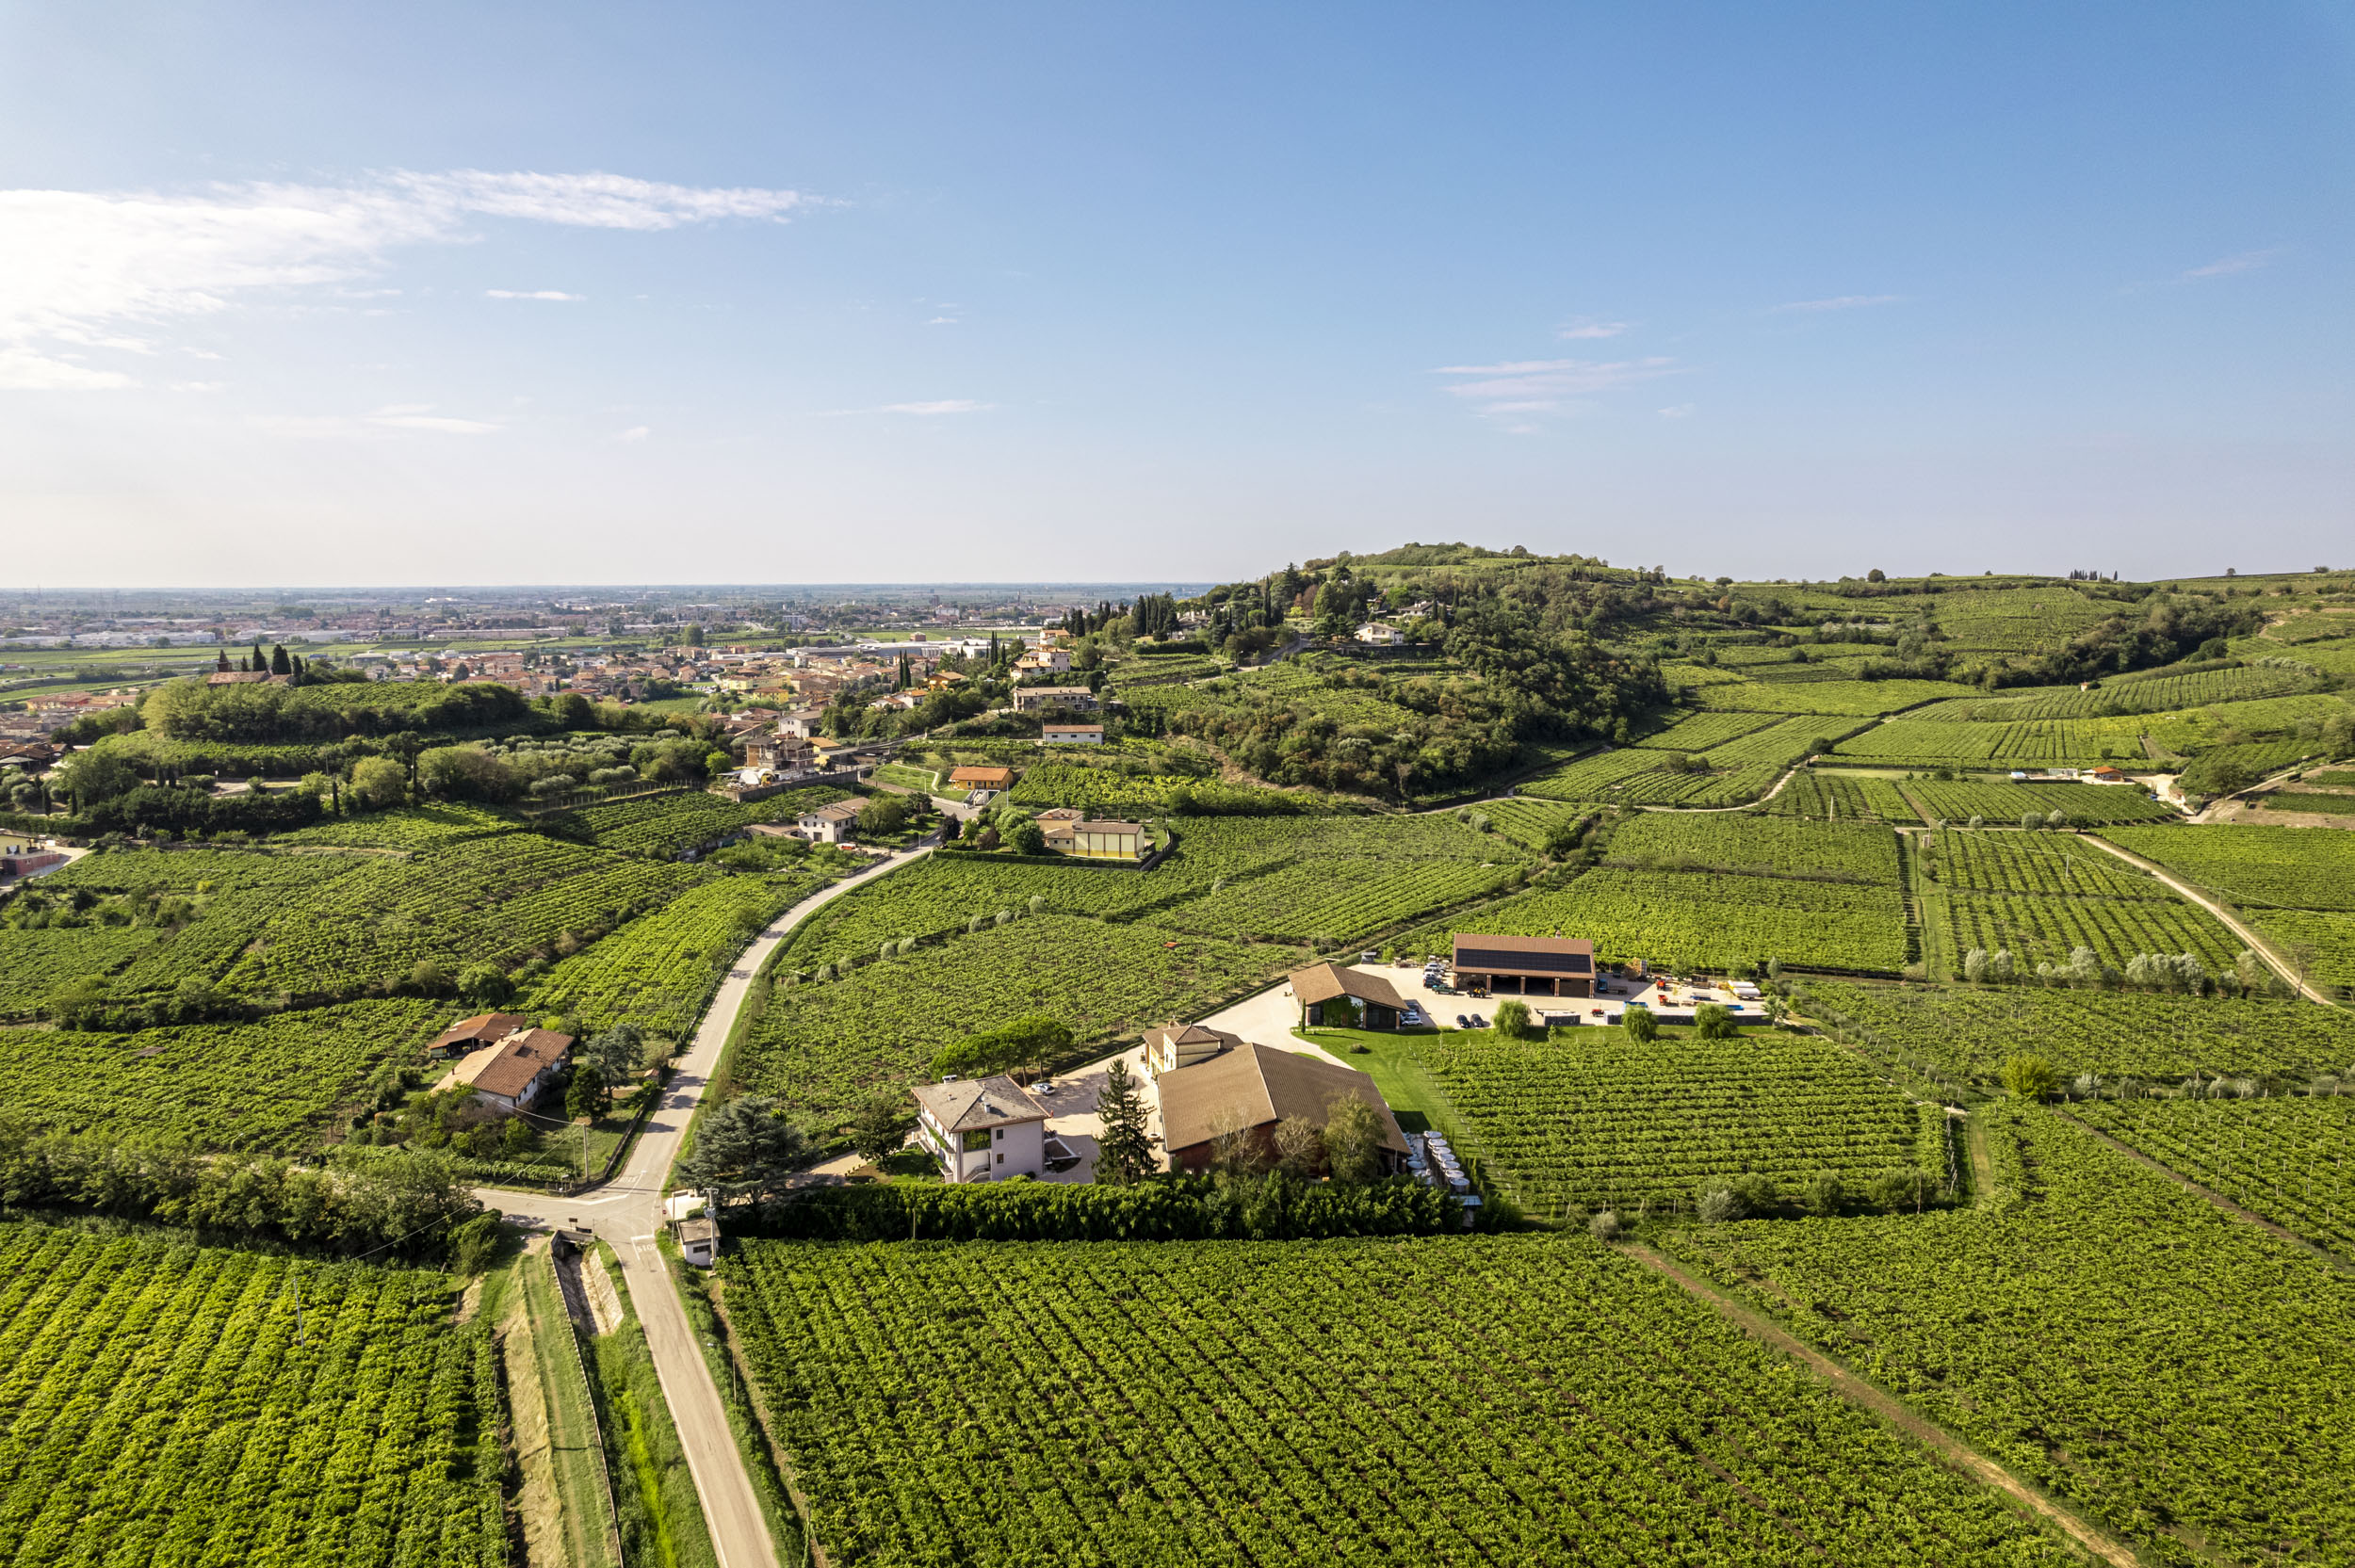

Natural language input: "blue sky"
[1,2,2347,586]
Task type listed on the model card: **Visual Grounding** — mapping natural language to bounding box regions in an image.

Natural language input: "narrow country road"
[2074,832,2334,1005]
[479,845,930,1568]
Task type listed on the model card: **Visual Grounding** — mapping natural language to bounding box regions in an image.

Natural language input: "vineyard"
[2103,823,2355,911]
[1792,979,2355,1084]
[0,1001,444,1150]
[2255,789,2355,816]
[1904,661,2318,721]
[2071,1095,2355,1255]
[1007,765,1311,816]
[1937,888,2239,974]
[723,1236,2078,1568]
[272,802,523,849]
[0,1224,505,1567]
[743,915,1287,1134]
[1761,771,1920,821]
[1626,710,1784,752]
[1900,779,2176,825]
[780,811,1526,972]
[1412,1030,1942,1215]
[1921,831,2166,898]
[1833,717,2147,768]
[1605,812,1901,883]
[1690,677,1975,715]
[216,835,711,1000]
[528,868,840,1038]
[551,784,853,857]
[1412,866,1908,973]
[1663,1104,2355,1568]
[1141,856,1520,944]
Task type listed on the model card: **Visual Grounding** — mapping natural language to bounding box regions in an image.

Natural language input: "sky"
[1,1,2348,588]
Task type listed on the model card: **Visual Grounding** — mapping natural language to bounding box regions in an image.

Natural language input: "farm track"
[2053,1109,2354,1273]
[2071,834,2334,1005]
[1625,1244,2143,1568]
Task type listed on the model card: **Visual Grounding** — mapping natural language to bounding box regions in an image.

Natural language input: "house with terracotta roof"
[1289,962,1410,1029]
[797,798,863,844]
[1156,1042,1408,1175]
[911,1075,1049,1182]
[437,1026,573,1114]
[1012,685,1098,714]
[1041,816,1146,862]
[949,765,1015,791]
[423,1010,533,1061]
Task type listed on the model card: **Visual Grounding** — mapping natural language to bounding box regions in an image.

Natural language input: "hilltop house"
[1353,622,1405,646]
[1156,1042,1409,1174]
[1041,722,1104,745]
[950,765,1015,793]
[1013,686,1099,714]
[1290,963,1410,1029]
[912,1075,1049,1182]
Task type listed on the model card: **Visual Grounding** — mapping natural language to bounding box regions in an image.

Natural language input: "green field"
[1410,1029,1944,1216]
[2253,789,2355,816]
[1663,1105,2355,1568]
[1761,770,1920,821]
[549,784,852,858]
[1691,677,1977,715]
[723,1236,2077,1568]
[2103,823,2355,911]
[1604,812,1900,882]
[0,1223,504,1568]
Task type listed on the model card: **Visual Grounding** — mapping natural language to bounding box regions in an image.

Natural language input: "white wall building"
[912,1075,1048,1181]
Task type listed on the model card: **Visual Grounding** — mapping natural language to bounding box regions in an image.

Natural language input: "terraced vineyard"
[1835,717,2145,768]
[743,915,1287,1134]
[2070,1095,2355,1255]
[724,1236,2079,1568]
[1901,779,2176,825]
[1921,831,2165,898]
[1414,866,1908,973]
[0,1225,505,1567]
[1690,677,1975,715]
[1904,661,2319,721]
[1626,710,1783,752]
[1414,1030,1943,1216]
[2255,789,2355,816]
[1794,979,2355,1084]
[1662,1105,2355,1568]
[1475,797,1589,852]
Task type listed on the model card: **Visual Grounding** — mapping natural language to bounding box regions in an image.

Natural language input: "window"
[996,1152,1003,1164]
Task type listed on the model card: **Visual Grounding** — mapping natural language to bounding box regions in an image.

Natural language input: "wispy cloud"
[486,288,586,301]
[2181,249,2280,280]
[252,402,501,439]
[1430,356,1678,422]
[0,170,805,389]
[616,425,651,443]
[1555,316,1631,340]
[926,316,958,326]
[1773,293,1904,314]
[1657,403,1694,418]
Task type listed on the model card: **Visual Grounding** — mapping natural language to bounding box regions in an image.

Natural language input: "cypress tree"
[269,643,291,676]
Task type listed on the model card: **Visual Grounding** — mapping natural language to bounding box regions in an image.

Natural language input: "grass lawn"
[1291,1024,1454,1135]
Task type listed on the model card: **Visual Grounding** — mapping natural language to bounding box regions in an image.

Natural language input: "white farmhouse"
[912,1075,1048,1182]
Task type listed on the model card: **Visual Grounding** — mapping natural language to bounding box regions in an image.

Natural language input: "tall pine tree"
[1092,1059,1159,1186]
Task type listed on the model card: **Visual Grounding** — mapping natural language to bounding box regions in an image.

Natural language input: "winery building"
[1452,934,1596,997]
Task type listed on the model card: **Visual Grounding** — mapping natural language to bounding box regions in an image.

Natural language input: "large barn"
[1452,934,1597,997]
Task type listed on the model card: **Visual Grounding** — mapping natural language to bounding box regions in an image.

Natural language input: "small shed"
[673,1217,719,1269]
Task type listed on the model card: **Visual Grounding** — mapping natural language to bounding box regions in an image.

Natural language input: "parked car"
[1455,1014,1472,1028]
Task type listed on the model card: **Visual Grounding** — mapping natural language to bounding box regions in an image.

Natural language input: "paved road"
[480,846,930,1568]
